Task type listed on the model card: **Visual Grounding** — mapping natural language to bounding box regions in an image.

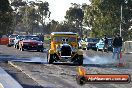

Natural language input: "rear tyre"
[7,44,11,47]
[96,47,99,52]
[47,54,54,64]
[87,47,89,50]
[16,44,19,49]
[14,45,16,48]
[37,50,40,52]
[78,55,83,65]
[16,45,19,49]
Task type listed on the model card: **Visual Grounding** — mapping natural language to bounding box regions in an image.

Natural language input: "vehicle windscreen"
[53,36,76,42]
[24,36,40,41]
[16,36,25,39]
[9,35,18,38]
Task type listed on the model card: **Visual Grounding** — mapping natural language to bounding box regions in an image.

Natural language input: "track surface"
[0,45,132,88]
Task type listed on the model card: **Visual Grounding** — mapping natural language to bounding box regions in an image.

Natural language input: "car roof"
[51,32,77,35]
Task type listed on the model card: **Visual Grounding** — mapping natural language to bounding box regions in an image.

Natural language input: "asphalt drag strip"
[0,63,43,88]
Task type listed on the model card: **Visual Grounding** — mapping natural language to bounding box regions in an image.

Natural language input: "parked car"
[7,34,18,47]
[47,32,83,65]
[96,38,113,52]
[78,39,88,50]
[14,35,26,49]
[86,38,99,50]
[18,35,44,52]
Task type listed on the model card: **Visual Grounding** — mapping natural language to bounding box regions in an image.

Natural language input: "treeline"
[0,0,132,40]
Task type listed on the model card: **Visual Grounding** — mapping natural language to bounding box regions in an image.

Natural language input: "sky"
[24,0,90,22]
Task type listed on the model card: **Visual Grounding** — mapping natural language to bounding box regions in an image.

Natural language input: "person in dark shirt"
[112,34,122,59]
[103,35,108,52]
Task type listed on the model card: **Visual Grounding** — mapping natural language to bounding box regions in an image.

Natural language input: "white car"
[7,34,18,47]
[14,35,25,49]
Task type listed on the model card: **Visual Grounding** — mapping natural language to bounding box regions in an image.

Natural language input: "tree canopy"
[84,0,132,40]
[0,0,13,35]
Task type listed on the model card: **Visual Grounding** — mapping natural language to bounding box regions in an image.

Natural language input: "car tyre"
[96,47,99,52]
[37,50,40,52]
[78,55,83,65]
[47,54,54,64]
[16,44,19,49]
[14,45,16,48]
[87,47,89,50]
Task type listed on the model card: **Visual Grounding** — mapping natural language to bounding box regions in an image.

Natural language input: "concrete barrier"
[0,38,9,45]
[0,67,23,88]
[0,83,4,88]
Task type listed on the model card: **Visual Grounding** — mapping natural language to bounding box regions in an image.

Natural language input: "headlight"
[38,43,43,45]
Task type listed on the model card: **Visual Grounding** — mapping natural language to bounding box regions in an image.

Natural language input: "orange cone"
[117,52,125,67]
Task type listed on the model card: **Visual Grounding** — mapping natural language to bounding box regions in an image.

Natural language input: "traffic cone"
[117,52,125,67]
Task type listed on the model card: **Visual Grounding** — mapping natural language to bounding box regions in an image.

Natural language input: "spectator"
[103,35,108,52]
[112,33,122,59]
[39,34,44,42]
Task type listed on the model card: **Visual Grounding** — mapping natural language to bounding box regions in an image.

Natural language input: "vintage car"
[7,34,18,47]
[96,38,113,52]
[47,32,83,65]
[18,35,44,52]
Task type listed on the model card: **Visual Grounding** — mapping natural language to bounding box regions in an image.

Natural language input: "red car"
[18,36,44,52]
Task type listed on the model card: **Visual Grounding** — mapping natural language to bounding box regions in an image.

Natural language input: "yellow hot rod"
[47,32,83,65]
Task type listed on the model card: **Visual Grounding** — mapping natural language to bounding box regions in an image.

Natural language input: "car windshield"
[9,35,18,38]
[16,35,25,39]
[53,36,76,42]
[24,36,40,41]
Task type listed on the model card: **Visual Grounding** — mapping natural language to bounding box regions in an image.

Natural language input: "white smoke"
[83,55,118,64]
[30,57,47,62]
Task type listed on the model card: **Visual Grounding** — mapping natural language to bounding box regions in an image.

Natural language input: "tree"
[0,0,13,35]
[35,1,51,33]
[84,0,132,40]
[65,4,84,36]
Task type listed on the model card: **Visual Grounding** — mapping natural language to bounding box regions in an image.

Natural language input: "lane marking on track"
[0,83,4,88]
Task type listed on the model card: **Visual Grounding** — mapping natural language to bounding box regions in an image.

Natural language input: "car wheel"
[96,47,99,52]
[87,47,89,50]
[73,55,83,65]
[77,55,83,65]
[37,50,40,52]
[7,44,11,47]
[17,45,19,49]
[14,45,16,48]
[47,54,54,64]
[40,50,43,52]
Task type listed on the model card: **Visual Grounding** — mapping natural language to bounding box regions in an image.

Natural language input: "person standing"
[103,35,108,52]
[112,34,122,59]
